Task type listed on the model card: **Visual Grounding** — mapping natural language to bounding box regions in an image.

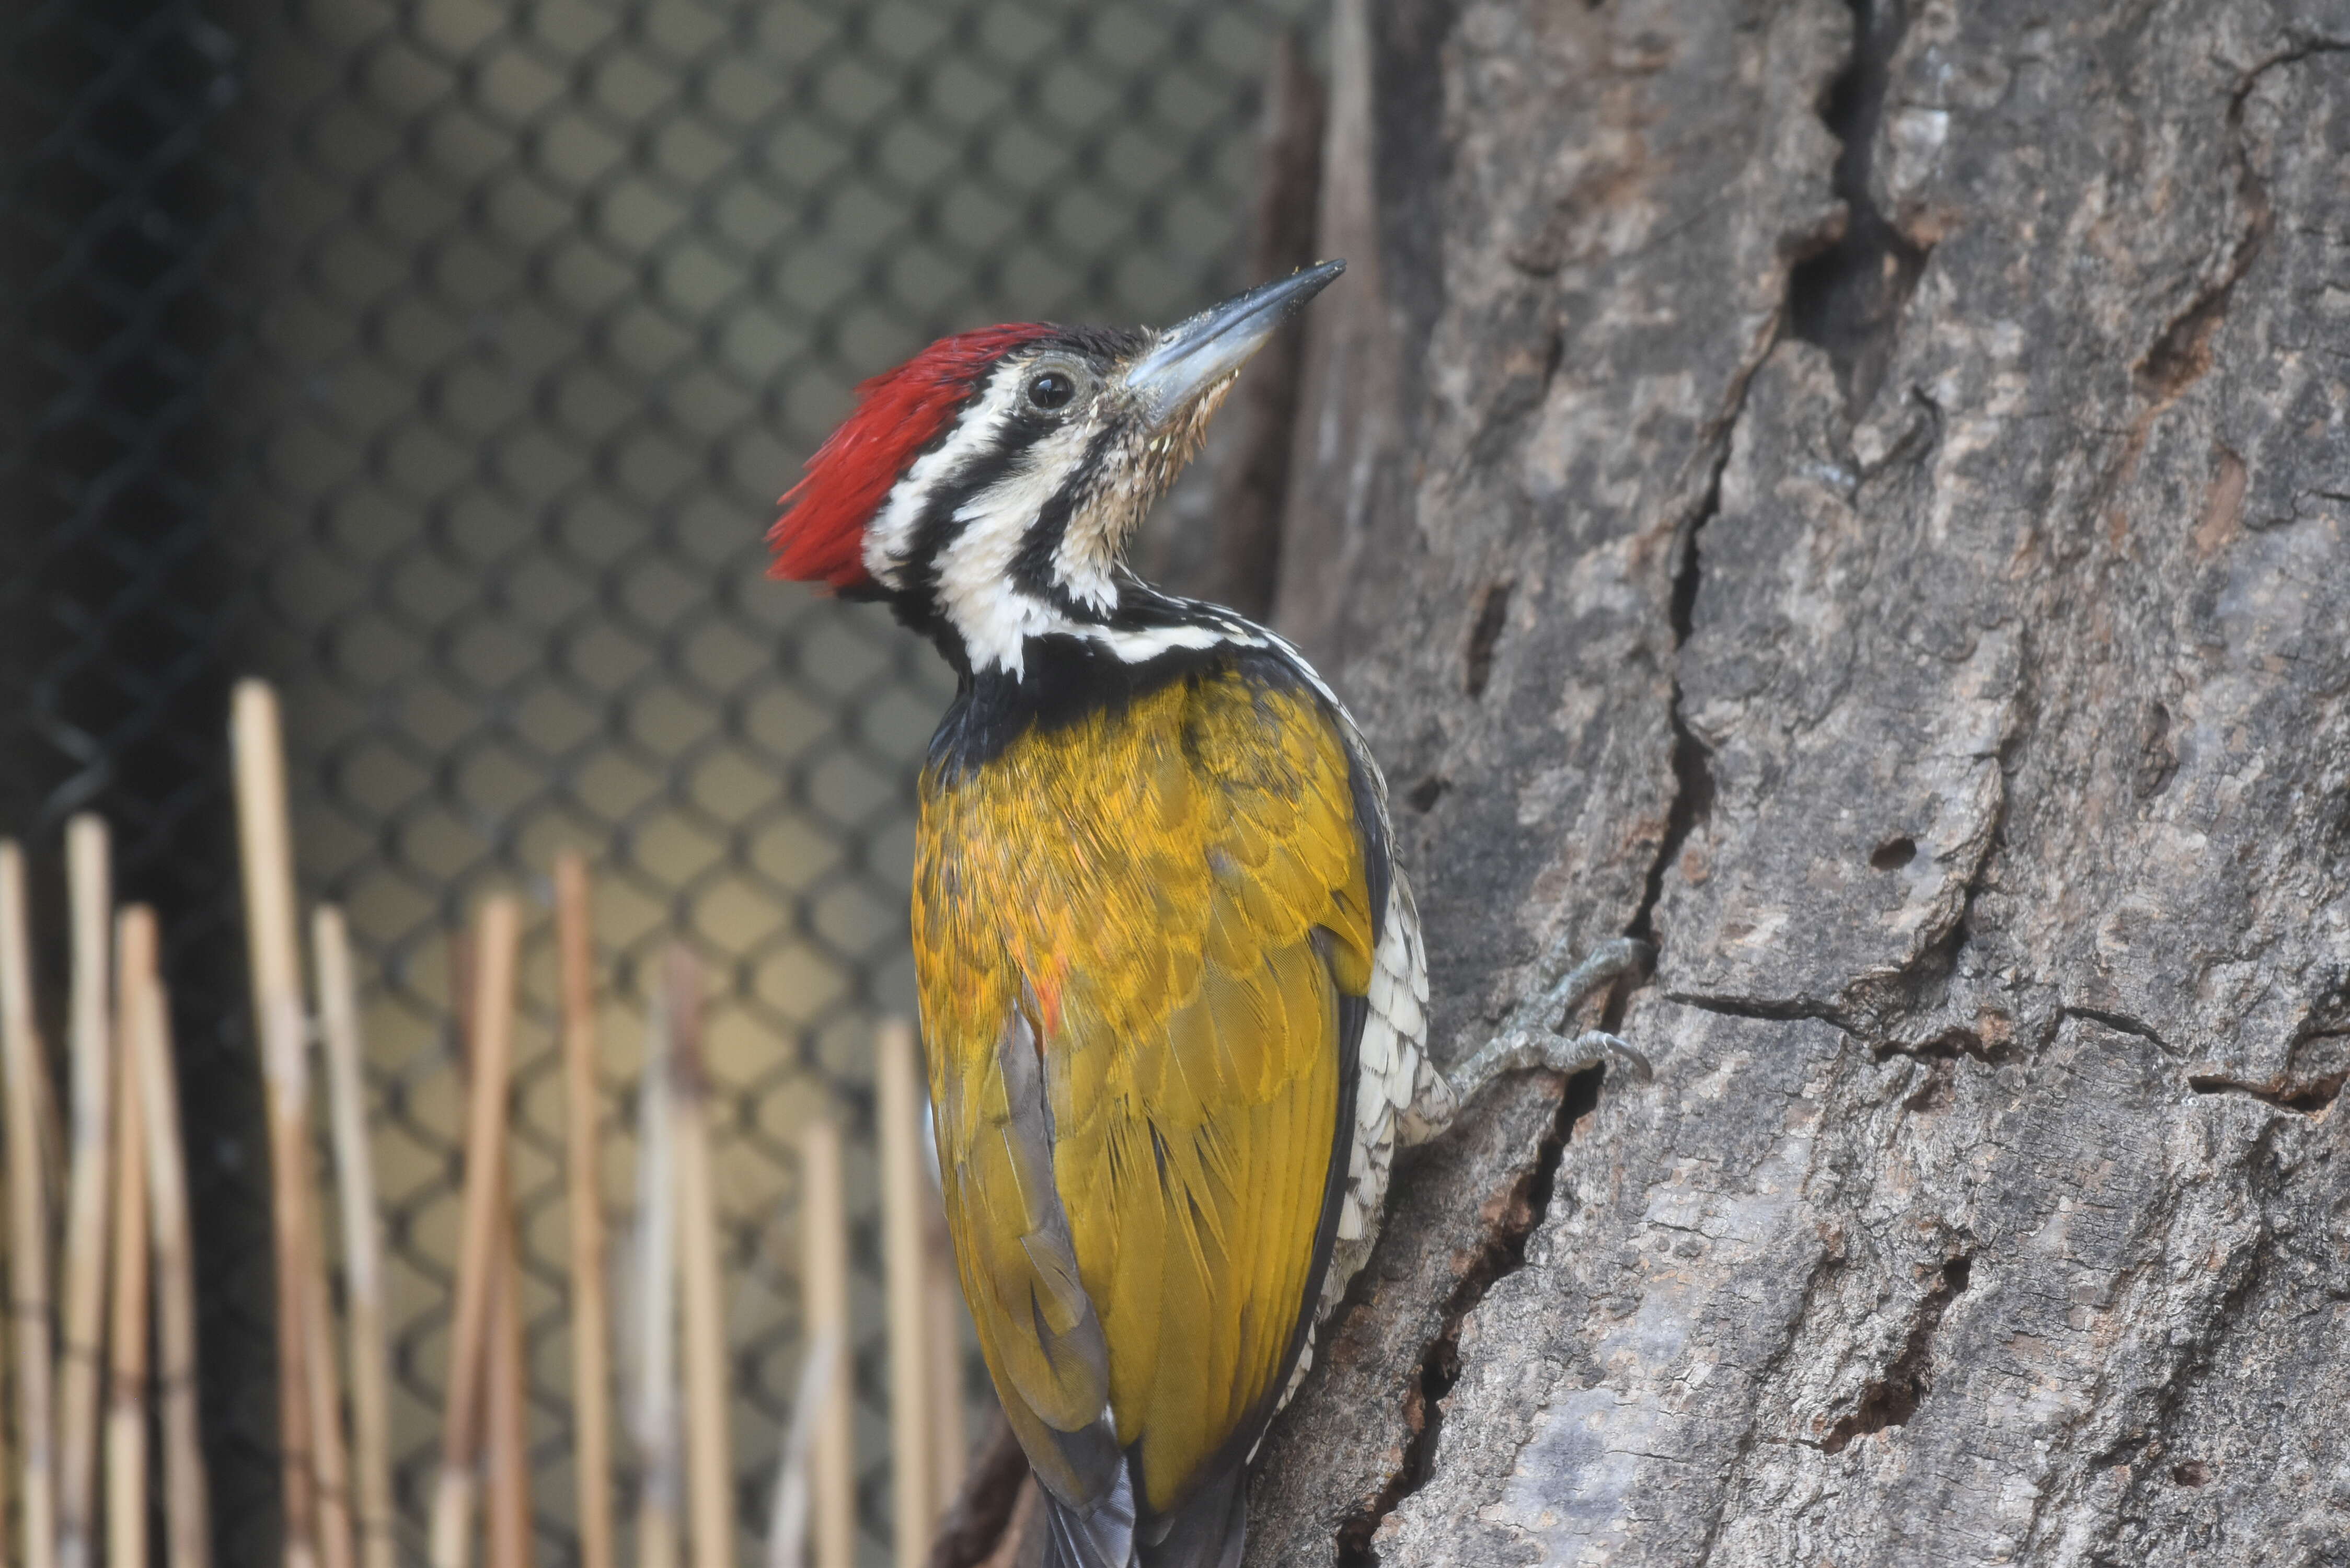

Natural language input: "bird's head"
[770,261,1344,678]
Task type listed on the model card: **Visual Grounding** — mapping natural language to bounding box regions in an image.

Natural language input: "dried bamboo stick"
[105,908,153,1568]
[670,948,736,1568]
[875,1019,931,1568]
[287,919,354,1568]
[0,1100,9,1568]
[555,851,617,1568]
[921,1209,967,1513]
[0,840,57,1568]
[301,1231,357,1568]
[430,896,522,1568]
[128,927,209,1568]
[314,907,394,1568]
[631,969,681,1568]
[232,679,322,1568]
[761,1329,839,1568]
[483,1196,533,1568]
[794,1119,853,1568]
[33,1034,65,1246]
[55,815,113,1568]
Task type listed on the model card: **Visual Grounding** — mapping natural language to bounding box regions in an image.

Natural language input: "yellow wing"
[914,660,1376,1520]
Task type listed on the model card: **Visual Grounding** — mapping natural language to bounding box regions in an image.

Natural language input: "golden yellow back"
[914,661,1375,1519]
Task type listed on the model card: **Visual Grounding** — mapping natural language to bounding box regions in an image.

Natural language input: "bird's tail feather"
[1042,1465,1136,1568]
[1138,1468,1246,1568]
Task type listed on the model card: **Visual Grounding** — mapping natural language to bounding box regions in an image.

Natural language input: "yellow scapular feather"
[914,662,1375,1519]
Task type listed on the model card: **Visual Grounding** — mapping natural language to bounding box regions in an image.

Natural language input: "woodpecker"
[770,263,1644,1568]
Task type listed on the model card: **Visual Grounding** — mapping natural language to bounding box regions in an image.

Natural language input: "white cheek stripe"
[930,416,1100,676]
[860,365,1028,589]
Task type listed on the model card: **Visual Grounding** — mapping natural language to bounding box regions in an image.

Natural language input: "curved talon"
[1568,1028,1653,1086]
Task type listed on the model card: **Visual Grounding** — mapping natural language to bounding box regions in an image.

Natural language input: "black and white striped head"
[771,262,1344,678]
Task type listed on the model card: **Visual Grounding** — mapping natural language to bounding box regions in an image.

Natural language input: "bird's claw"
[1524,936,1652,1035]
[1443,939,1656,1109]
[1564,1028,1653,1086]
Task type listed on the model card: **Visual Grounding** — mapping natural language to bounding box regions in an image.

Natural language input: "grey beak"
[1126,260,1345,424]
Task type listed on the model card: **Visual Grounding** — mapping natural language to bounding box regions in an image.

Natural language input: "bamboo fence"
[0,678,973,1567]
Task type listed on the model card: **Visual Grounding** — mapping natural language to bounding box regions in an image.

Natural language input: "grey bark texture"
[1245,0,2350,1564]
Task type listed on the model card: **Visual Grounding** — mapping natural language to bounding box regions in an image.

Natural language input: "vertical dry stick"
[291,928,355,1568]
[921,1210,967,1512]
[302,1230,358,1568]
[0,1074,8,1568]
[0,840,58,1568]
[32,1035,66,1247]
[482,1198,533,1568]
[315,908,395,1568]
[105,909,154,1568]
[760,1329,838,1568]
[448,927,533,1568]
[792,1117,853,1568]
[632,970,681,1568]
[55,815,113,1568]
[231,680,322,1568]
[130,937,210,1568]
[670,948,737,1568]
[875,1019,931,1568]
[555,852,617,1568]
[430,896,522,1568]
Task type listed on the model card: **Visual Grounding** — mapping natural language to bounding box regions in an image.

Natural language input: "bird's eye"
[1027,370,1077,411]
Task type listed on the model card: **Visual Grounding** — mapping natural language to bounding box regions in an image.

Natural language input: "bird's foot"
[1441,936,1654,1110]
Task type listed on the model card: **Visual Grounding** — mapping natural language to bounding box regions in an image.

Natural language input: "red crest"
[769,324,1053,591]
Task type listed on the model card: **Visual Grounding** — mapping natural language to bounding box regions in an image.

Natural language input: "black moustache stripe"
[901,406,1057,613]
[1009,422,1122,620]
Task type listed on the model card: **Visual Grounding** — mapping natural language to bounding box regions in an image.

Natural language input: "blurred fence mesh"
[0,0,1319,1560]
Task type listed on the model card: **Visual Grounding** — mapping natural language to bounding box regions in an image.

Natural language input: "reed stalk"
[128,926,210,1568]
[231,682,322,1568]
[55,816,114,1568]
[429,897,521,1568]
[794,1119,853,1568]
[556,852,617,1568]
[314,907,395,1568]
[0,840,58,1568]
[103,909,153,1568]
[669,948,736,1568]
[876,1019,931,1568]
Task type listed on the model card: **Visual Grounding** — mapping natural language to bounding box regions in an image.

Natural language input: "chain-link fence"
[0,0,1320,1560]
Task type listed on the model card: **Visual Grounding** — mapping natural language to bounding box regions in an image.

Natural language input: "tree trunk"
[1248,1,2350,1564]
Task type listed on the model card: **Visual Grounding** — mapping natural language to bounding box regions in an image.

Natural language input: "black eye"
[1027,370,1076,410]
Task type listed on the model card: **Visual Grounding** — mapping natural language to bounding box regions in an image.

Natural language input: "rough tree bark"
[1245,0,2350,1564]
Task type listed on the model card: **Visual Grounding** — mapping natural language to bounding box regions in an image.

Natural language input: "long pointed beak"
[1126,259,1345,425]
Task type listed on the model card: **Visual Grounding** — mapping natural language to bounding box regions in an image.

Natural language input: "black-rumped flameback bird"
[768,263,1645,1568]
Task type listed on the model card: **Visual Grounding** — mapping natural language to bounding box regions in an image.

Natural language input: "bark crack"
[1333,1067,1607,1566]
[1622,357,1759,962]
[1665,990,1851,1029]
[2057,1004,2178,1056]
[1787,0,1929,416]
[2187,1070,2346,1114]
[2132,45,2295,403]
[1815,1252,1973,1454]
[1462,579,1513,699]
